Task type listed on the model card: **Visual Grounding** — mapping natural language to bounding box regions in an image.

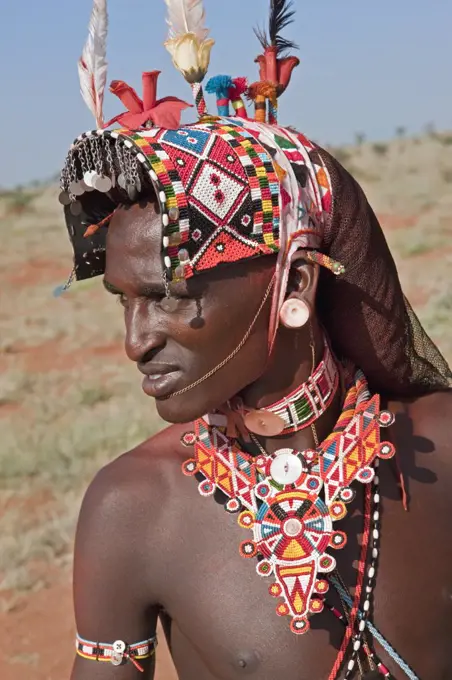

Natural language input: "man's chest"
[152,449,452,680]
[156,486,351,680]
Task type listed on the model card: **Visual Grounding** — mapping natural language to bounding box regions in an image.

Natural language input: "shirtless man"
[60,1,452,678]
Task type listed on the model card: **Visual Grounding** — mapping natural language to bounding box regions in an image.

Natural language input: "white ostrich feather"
[77,0,109,129]
[164,0,209,41]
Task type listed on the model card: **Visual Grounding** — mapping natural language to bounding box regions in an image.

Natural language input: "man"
[61,1,452,678]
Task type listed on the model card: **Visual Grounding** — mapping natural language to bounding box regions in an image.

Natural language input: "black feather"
[253,24,269,50]
[269,0,299,55]
[254,0,298,56]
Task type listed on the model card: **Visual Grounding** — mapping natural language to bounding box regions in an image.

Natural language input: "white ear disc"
[280,299,310,329]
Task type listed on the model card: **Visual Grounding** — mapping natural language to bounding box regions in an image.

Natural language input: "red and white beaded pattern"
[265,339,339,432]
[181,373,396,635]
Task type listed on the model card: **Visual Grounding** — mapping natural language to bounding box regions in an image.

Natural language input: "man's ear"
[285,253,320,311]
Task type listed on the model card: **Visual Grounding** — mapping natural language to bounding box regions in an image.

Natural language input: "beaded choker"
[181,369,396,637]
[232,338,339,438]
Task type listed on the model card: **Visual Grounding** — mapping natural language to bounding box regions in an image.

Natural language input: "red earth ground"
[0,572,178,680]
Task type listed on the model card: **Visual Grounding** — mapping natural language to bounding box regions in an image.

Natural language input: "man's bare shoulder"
[390,390,452,500]
[71,425,191,661]
[396,390,452,452]
[77,422,192,549]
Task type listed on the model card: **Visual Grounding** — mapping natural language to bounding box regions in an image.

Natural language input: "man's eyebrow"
[103,279,122,295]
[102,279,168,296]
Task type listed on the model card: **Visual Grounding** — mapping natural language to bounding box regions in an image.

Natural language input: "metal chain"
[167,275,275,399]
[131,156,141,192]
[68,152,79,200]
[61,155,71,192]
[91,136,103,176]
[84,136,94,169]
[309,322,320,448]
[162,271,171,299]
[105,137,115,184]
[78,143,88,175]
[115,137,124,174]
[249,433,267,457]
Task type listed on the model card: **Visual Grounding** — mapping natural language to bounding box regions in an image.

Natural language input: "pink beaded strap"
[264,339,339,433]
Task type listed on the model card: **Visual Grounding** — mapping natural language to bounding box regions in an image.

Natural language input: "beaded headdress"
[58,0,341,346]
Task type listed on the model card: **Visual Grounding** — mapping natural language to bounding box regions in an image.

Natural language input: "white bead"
[373,476,380,486]
[374,493,380,504]
[353,640,361,651]
[111,131,119,139]
[270,452,303,485]
[372,548,379,559]
[159,191,166,203]
[359,620,366,632]
[373,529,379,540]
[373,511,380,522]
[162,214,169,227]
[347,659,355,671]
[363,599,370,612]
[113,640,126,654]
[149,170,158,182]
[366,585,372,594]
[368,566,375,579]
[163,236,169,247]
[137,153,146,163]
[124,139,133,148]
[164,256,171,268]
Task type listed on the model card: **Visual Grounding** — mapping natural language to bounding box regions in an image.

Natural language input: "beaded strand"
[343,462,381,679]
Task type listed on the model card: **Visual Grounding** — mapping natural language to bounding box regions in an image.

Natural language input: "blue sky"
[1,0,451,188]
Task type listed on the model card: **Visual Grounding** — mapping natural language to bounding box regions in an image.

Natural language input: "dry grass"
[0,194,164,592]
[0,132,451,596]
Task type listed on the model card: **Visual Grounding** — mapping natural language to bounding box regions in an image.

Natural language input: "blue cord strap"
[330,578,420,680]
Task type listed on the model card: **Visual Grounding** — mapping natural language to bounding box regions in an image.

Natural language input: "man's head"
[60,121,452,402]
[104,199,319,422]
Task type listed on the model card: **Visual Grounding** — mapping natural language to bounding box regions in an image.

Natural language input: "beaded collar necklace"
[181,369,396,642]
[229,338,339,439]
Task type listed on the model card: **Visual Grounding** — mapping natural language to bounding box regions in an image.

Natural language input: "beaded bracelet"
[76,633,158,672]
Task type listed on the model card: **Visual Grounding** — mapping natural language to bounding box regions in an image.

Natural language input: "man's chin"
[154,395,208,425]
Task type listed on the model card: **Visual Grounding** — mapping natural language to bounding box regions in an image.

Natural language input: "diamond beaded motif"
[181,371,395,635]
[62,120,333,285]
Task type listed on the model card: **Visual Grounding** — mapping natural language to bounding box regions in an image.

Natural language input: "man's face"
[104,202,275,423]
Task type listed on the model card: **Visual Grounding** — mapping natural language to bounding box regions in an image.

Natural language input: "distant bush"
[332,147,352,165]
[354,132,366,146]
[372,143,388,156]
[2,190,35,215]
[439,135,452,146]
[441,169,452,183]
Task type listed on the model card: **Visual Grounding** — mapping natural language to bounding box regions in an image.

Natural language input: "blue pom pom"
[205,75,233,99]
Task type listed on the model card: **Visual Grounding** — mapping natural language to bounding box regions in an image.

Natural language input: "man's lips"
[138,364,181,399]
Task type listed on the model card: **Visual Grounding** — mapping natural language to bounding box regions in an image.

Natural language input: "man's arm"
[70,460,161,679]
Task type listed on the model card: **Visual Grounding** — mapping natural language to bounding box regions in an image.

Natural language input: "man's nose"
[124,302,165,363]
